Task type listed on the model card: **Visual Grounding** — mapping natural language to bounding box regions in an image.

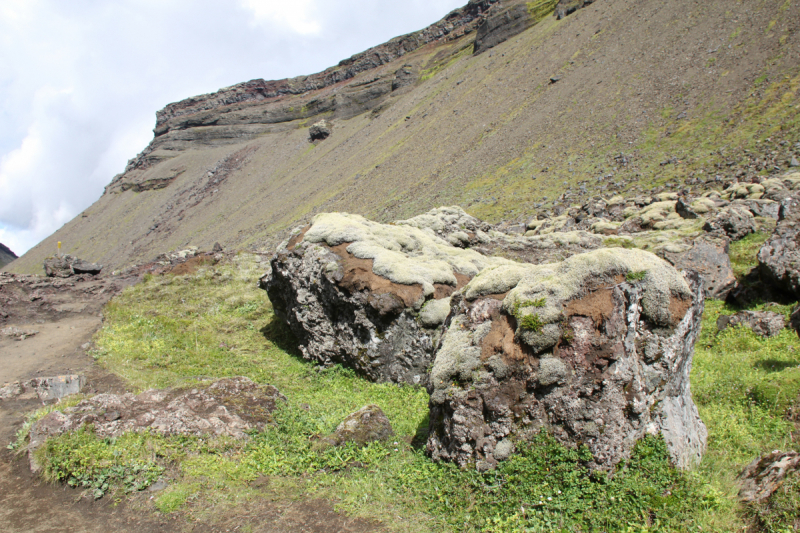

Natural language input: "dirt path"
[0,271,381,533]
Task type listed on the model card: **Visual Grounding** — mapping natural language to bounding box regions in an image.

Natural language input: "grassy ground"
[20,252,800,532]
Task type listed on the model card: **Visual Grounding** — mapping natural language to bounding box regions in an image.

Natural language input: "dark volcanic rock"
[261,212,510,385]
[675,198,699,219]
[0,242,17,268]
[716,310,786,338]
[661,238,736,300]
[426,248,707,470]
[739,451,800,503]
[315,405,394,449]
[27,377,285,473]
[43,254,102,277]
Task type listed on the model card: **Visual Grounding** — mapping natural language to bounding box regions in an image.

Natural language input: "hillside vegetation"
[6,0,800,274]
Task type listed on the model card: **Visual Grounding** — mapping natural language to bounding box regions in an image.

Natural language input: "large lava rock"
[261,212,512,385]
[43,254,102,277]
[661,237,736,300]
[426,248,707,471]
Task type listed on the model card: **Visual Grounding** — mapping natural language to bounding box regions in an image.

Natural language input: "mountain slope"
[8,0,800,274]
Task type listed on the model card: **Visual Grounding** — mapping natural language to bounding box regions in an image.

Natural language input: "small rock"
[716,310,786,338]
[315,405,394,450]
[703,206,756,241]
[790,156,799,168]
[739,450,800,502]
[212,242,223,253]
[1,326,39,340]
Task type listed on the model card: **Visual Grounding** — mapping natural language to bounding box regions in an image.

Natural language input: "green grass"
[729,231,771,279]
[30,255,800,531]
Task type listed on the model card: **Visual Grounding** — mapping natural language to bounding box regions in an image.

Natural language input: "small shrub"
[626,270,648,282]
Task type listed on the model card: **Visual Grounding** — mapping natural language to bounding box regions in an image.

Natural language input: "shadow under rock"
[260,313,304,362]
[410,413,430,451]
[754,359,800,373]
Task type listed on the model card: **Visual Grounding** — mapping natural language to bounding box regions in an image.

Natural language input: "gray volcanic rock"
[758,195,800,297]
[717,310,786,338]
[703,206,756,241]
[0,375,84,402]
[739,450,800,503]
[426,248,707,470]
[0,242,17,268]
[315,405,394,450]
[43,254,102,278]
[661,238,736,300]
[261,212,512,385]
[27,377,285,473]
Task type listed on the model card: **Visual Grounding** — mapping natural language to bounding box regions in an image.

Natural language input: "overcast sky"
[0,0,465,256]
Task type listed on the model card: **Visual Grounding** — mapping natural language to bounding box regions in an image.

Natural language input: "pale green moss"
[419,297,452,327]
[690,197,717,214]
[429,315,483,403]
[462,248,693,355]
[304,212,512,295]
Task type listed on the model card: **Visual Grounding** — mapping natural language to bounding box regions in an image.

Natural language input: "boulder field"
[261,199,731,470]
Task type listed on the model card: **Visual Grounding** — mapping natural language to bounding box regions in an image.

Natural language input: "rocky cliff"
[7,0,800,274]
[0,243,17,269]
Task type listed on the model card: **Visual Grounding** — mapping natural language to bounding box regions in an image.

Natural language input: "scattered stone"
[314,405,394,450]
[0,375,84,402]
[703,206,756,241]
[661,238,736,300]
[739,450,800,503]
[309,120,331,141]
[43,255,103,278]
[426,248,707,470]
[790,156,799,168]
[716,310,786,338]
[555,0,595,19]
[27,377,285,473]
[1,326,39,340]
[212,242,223,253]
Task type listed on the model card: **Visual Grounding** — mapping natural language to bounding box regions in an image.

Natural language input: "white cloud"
[0,0,465,256]
[240,0,322,35]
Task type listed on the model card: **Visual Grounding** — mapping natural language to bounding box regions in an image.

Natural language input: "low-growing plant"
[626,270,648,282]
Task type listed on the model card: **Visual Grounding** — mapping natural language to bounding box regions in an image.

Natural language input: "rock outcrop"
[739,450,800,503]
[262,212,512,385]
[0,242,17,269]
[426,248,707,470]
[27,377,285,473]
[43,255,102,278]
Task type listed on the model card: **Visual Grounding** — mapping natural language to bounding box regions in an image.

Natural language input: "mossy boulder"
[314,405,394,451]
[427,248,707,471]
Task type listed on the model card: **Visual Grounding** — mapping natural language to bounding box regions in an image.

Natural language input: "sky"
[0,0,466,256]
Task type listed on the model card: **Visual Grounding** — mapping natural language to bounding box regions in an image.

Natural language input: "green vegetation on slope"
[23,253,800,531]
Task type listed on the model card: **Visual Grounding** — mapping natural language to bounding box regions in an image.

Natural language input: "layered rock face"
[0,242,17,269]
[426,248,707,470]
[262,211,513,385]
